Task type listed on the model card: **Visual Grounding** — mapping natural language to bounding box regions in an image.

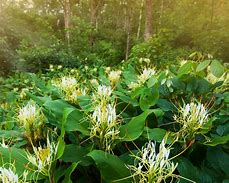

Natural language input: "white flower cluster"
[175,102,208,128]
[174,102,209,139]
[129,139,177,183]
[0,167,19,183]
[138,68,155,83]
[18,102,44,141]
[26,137,58,177]
[182,103,208,126]
[108,70,122,84]
[92,104,116,125]
[18,103,37,125]
[97,85,112,97]
[93,85,112,104]
[90,85,120,152]
[59,77,77,90]
[53,76,86,103]
[128,68,156,90]
[90,103,120,152]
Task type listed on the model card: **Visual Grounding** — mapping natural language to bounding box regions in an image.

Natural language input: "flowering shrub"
[0,57,228,183]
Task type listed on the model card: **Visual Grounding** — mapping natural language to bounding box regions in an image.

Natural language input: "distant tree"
[63,0,71,46]
[144,0,153,40]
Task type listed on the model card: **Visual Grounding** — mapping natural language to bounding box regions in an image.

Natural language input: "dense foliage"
[0,56,228,182]
[0,1,228,182]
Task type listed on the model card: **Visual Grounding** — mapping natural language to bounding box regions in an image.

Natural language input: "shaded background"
[0,0,228,75]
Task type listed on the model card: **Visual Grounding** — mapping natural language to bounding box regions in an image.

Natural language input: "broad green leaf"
[207,146,229,176]
[61,145,93,166]
[113,91,138,106]
[44,100,89,134]
[178,62,193,77]
[0,130,22,139]
[78,95,93,111]
[140,87,159,111]
[210,60,224,78]
[44,99,75,126]
[142,127,173,143]
[62,163,78,183]
[120,109,163,141]
[88,150,131,183]
[204,134,229,146]
[196,60,211,72]
[156,99,176,112]
[64,108,89,135]
[130,86,145,98]
[147,76,158,87]
[177,157,212,183]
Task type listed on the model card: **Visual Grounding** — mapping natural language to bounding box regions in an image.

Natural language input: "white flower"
[181,102,208,126]
[59,77,77,89]
[180,60,188,66]
[26,137,59,177]
[128,82,140,90]
[90,103,119,152]
[18,103,37,124]
[92,104,116,125]
[174,101,209,139]
[138,68,155,83]
[108,70,122,83]
[105,67,111,73]
[57,65,62,69]
[90,79,99,86]
[0,167,19,183]
[0,139,8,148]
[97,85,112,98]
[129,139,177,182]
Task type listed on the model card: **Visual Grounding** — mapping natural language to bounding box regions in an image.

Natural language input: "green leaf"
[61,145,92,166]
[156,99,176,111]
[44,99,75,127]
[207,146,229,176]
[0,147,28,176]
[177,157,212,183]
[204,134,229,146]
[64,108,89,135]
[196,60,211,72]
[142,127,173,143]
[62,163,78,183]
[178,62,193,77]
[147,76,158,88]
[140,87,159,111]
[0,147,42,181]
[88,150,131,183]
[113,91,138,106]
[78,95,93,111]
[120,109,163,141]
[210,60,224,78]
[44,100,89,135]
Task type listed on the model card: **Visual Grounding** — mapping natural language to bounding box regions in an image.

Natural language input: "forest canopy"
[0,0,228,74]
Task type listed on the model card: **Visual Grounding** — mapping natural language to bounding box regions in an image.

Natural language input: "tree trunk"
[90,0,103,46]
[64,0,71,47]
[124,1,132,60]
[137,0,144,40]
[144,0,153,41]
